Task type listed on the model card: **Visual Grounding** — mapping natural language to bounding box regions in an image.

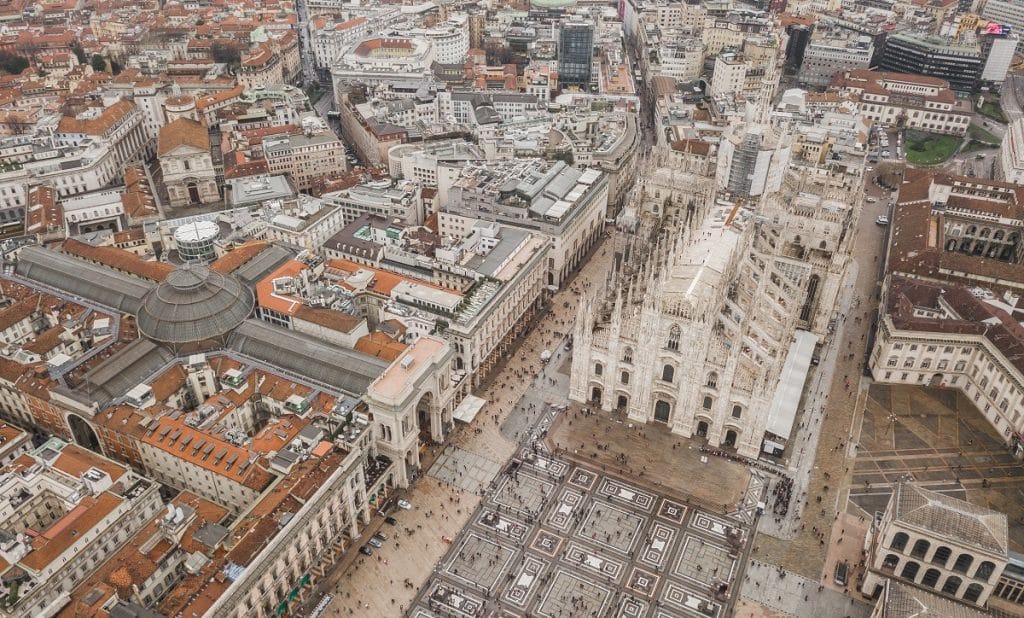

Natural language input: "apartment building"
[998,118,1024,185]
[439,159,608,287]
[320,179,424,227]
[0,439,163,618]
[263,121,345,192]
[55,99,152,169]
[799,36,873,89]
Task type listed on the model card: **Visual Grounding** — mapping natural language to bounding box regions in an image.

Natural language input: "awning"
[765,330,818,439]
[453,395,487,423]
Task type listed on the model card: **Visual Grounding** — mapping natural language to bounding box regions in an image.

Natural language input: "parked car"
[866,197,877,203]
[359,545,373,556]
[367,537,383,548]
[373,532,389,541]
[876,215,890,225]
[397,499,413,510]
[385,516,398,526]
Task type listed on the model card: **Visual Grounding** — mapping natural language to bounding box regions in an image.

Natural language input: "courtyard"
[849,383,1024,552]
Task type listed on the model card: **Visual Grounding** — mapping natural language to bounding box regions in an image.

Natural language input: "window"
[667,325,680,351]
[901,561,920,580]
[620,371,630,385]
[594,363,603,376]
[922,568,941,589]
[662,364,674,382]
[976,561,997,581]
[888,357,898,367]
[911,539,930,559]
[953,554,974,574]
[963,583,984,603]
[732,405,742,419]
[622,347,633,363]
[904,358,915,368]
[932,546,952,567]
[702,396,712,410]
[706,372,719,389]
[890,532,909,551]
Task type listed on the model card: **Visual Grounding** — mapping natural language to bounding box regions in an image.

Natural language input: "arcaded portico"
[364,335,460,486]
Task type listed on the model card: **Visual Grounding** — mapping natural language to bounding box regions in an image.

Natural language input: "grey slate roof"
[232,244,294,288]
[15,245,152,313]
[880,579,987,618]
[227,319,389,395]
[892,479,1008,555]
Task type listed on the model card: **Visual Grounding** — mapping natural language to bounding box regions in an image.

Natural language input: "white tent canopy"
[765,330,818,439]
[453,395,487,424]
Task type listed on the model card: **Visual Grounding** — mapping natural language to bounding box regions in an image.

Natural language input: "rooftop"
[892,479,1008,555]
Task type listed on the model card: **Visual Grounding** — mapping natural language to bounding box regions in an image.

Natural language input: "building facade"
[861,480,1007,608]
[158,118,219,208]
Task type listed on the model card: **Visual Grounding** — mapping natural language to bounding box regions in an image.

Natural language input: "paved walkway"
[430,446,503,494]
[755,261,858,543]
[740,560,871,618]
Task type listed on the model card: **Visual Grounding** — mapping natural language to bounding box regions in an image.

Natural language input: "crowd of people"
[771,476,794,517]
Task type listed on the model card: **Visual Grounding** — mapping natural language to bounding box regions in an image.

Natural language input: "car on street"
[373,531,388,541]
[876,215,889,225]
[882,150,891,158]
[367,537,383,548]
[397,499,413,510]
[359,545,373,556]
[385,516,398,525]
[866,197,877,203]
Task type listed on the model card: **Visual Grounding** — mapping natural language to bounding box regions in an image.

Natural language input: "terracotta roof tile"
[158,117,210,157]
[61,238,173,282]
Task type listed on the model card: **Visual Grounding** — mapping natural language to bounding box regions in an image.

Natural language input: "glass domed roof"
[137,263,254,345]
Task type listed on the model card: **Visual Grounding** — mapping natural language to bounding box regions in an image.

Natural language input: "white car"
[866,197,877,203]
[397,499,413,510]
[882,150,891,158]
[876,215,889,225]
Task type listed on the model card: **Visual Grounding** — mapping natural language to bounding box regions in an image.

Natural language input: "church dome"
[137,263,253,345]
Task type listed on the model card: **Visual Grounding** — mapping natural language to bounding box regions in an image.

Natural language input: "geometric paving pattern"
[409,461,753,617]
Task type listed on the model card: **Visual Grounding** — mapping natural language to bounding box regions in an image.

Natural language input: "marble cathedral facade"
[569,146,860,458]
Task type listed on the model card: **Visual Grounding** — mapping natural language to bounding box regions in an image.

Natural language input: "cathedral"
[569,142,860,458]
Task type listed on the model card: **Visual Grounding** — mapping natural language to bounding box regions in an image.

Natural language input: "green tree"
[0,52,28,75]
[211,43,241,67]
[90,54,107,73]
[70,44,86,65]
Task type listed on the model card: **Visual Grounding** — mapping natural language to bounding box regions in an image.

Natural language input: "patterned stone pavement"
[409,460,754,617]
